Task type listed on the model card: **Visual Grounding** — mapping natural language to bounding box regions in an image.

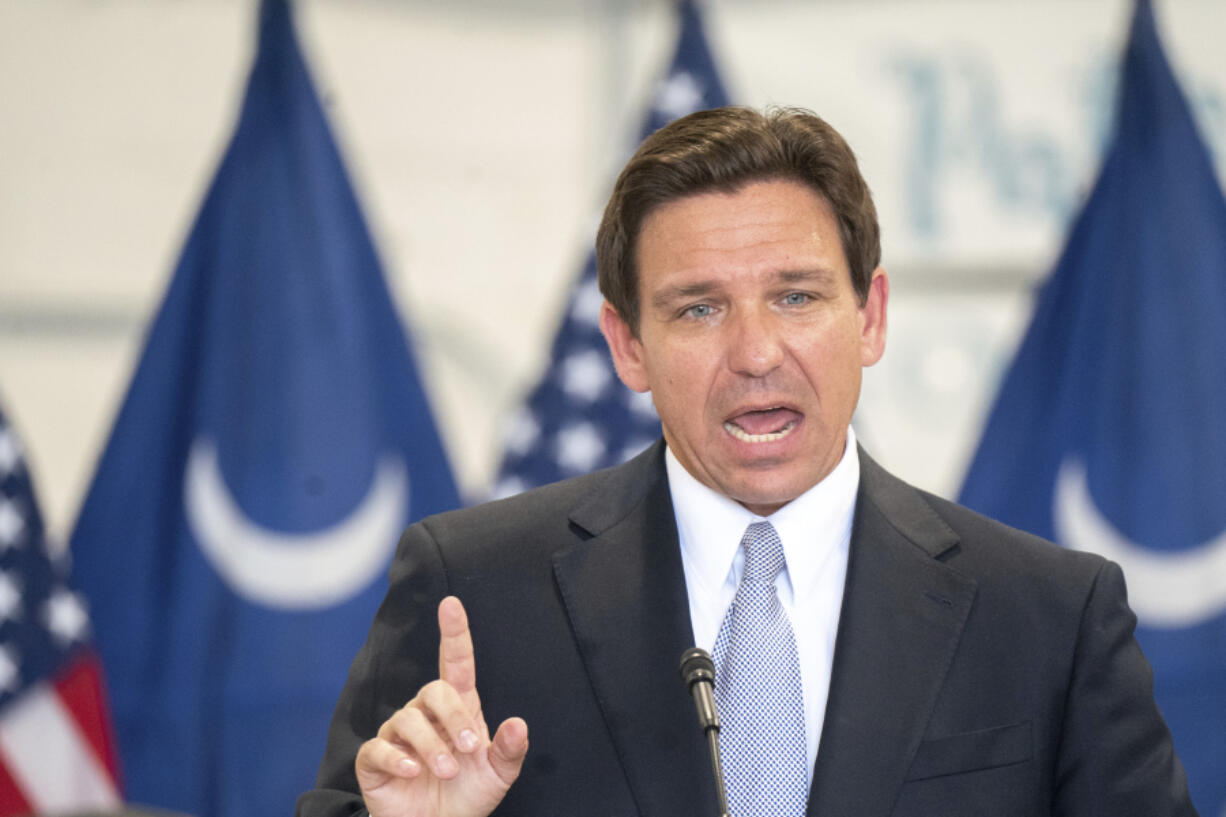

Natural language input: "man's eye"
[683,304,713,318]
[782,292,812,306]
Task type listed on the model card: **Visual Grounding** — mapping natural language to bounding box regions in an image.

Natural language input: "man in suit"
[297,107,1196,817]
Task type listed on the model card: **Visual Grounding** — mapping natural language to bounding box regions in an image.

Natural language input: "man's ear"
[859,267,889,367]
[599,301,650,393]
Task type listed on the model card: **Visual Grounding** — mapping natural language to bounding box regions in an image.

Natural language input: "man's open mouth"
[723,407,801,443]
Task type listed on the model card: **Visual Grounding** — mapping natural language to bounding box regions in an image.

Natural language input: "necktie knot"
[741,521,786,584]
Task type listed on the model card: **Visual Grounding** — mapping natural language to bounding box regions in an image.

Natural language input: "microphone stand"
[680,647,731,817]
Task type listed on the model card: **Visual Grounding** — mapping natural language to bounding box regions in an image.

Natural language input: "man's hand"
[355,596,529,817]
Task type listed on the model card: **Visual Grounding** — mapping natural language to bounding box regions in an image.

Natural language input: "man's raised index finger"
[437,596,477,695]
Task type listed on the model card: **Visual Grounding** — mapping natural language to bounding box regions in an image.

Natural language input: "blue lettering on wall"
[888,48,1225,244]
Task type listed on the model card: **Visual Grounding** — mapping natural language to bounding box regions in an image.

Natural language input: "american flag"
[492,0,730,496]
[0,404,121,814]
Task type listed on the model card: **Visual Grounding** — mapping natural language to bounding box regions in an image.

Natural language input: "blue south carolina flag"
[492,0,728,496]
[959,1,1226,812]
[69,2,459,815]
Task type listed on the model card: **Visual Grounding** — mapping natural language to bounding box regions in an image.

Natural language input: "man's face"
[600,179,888,515]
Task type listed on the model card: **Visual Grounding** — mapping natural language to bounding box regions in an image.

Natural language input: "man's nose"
[727,307,784,377]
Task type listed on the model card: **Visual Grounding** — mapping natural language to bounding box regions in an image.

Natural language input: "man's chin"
[725,476,809,517]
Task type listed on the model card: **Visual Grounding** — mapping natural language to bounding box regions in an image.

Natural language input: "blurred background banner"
[67,1,459,814]
[492,0,726,497]
[0,402,121,814]
[960,1,1226,812]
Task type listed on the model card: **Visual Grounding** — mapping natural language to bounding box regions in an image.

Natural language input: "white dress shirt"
[667,427,859,777]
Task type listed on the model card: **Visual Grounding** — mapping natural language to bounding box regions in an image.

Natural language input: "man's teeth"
[724,420,797,443]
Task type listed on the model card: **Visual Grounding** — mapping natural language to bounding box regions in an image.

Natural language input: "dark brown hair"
[596,106,880,333]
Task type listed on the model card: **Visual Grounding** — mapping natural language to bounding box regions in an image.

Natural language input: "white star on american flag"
[556,423,607,474]
[569,279,605,326]
[560,350,613,402]
[0,499,24,549]
[44,589,90,647]
[654,71,705,120]
[503,410,541,457]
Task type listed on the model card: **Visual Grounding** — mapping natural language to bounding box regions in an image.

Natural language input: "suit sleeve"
[1052,560,1198,817]
[295,520,451,817]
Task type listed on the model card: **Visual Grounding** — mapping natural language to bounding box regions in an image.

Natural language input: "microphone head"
[679,646,715,687]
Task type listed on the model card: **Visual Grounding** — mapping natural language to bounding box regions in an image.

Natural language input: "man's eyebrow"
[776,267,839,285]
[650,281,721,310]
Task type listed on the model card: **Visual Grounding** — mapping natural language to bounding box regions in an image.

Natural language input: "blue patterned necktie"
[712,521,808,817]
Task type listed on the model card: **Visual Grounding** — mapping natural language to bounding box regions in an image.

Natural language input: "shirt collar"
[667,427,860,596]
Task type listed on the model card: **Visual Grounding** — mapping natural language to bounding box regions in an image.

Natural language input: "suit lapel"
[553,443,717,817]
[807,449,978,817]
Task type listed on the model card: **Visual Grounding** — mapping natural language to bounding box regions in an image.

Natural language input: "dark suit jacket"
[297,443,1196,817]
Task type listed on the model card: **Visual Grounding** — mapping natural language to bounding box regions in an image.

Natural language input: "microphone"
[680,647,719,731]
[680,647,730,817]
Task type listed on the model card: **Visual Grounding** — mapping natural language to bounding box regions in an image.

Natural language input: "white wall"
[2,0,1225,541]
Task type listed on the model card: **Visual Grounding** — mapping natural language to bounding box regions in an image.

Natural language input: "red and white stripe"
[0,652,121,815]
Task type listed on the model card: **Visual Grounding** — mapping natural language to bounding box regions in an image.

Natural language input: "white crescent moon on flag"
[1053,458,1226,629]
[184,437,407,611]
